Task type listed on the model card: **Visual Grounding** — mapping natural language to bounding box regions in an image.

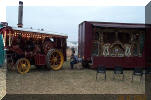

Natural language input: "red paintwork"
[93,57,145,68]
[0,26,68,66]
[34,54,46,65]
[78,21,151,68]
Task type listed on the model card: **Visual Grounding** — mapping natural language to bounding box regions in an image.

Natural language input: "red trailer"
[78,21,151,68]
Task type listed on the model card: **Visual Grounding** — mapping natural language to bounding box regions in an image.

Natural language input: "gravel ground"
[0,68,6,99]
[6,62,145,94]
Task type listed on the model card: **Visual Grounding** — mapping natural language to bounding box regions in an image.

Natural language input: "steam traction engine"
[0,26,67,74]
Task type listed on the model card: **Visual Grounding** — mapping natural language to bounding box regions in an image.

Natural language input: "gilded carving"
[103,43,110,56]
[92,29,144,57]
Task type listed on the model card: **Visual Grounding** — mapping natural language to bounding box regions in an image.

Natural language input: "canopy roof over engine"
[12,27,68,39]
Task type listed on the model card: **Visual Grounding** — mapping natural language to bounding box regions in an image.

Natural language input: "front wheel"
[16,58,31,74]
[46,49,64,70]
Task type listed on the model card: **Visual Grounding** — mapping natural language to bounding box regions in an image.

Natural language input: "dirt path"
[0,68,6,99]
[6,66,145,94]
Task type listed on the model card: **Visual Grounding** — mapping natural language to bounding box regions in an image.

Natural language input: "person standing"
[70,48,78,69]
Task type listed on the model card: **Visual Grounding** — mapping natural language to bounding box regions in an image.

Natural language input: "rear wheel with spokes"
[46,49,64,70]
[16,58,31,74]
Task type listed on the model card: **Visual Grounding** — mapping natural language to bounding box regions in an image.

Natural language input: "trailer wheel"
[47,49,64,70]
[16,58,31,74]
[82,60,90,68]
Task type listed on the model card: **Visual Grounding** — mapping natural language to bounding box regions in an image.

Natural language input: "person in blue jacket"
[0,34,5,67]
[70,48,78,69]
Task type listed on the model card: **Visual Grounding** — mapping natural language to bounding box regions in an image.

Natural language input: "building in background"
[66,41,78,59]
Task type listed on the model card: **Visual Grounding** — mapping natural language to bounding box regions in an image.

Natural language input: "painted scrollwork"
[124,44,132,57]
[101,41,134,57]
[92,30,144,57]
[103,43,110,56]
[110,41,125,57]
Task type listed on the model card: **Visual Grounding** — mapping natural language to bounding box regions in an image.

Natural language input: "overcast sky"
[6,6,145,41]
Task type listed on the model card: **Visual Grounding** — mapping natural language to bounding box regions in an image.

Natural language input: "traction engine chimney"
[17,1,23,28]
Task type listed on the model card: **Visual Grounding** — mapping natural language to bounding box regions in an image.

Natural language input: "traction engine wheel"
[7,57,15,71]
[16,58,31,74]
[43,41,54,54]
[47,49,64,70]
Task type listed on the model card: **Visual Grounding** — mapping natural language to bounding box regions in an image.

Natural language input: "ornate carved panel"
[102,43,110,56]
[91,28,145,57]
[110,41,125,57]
